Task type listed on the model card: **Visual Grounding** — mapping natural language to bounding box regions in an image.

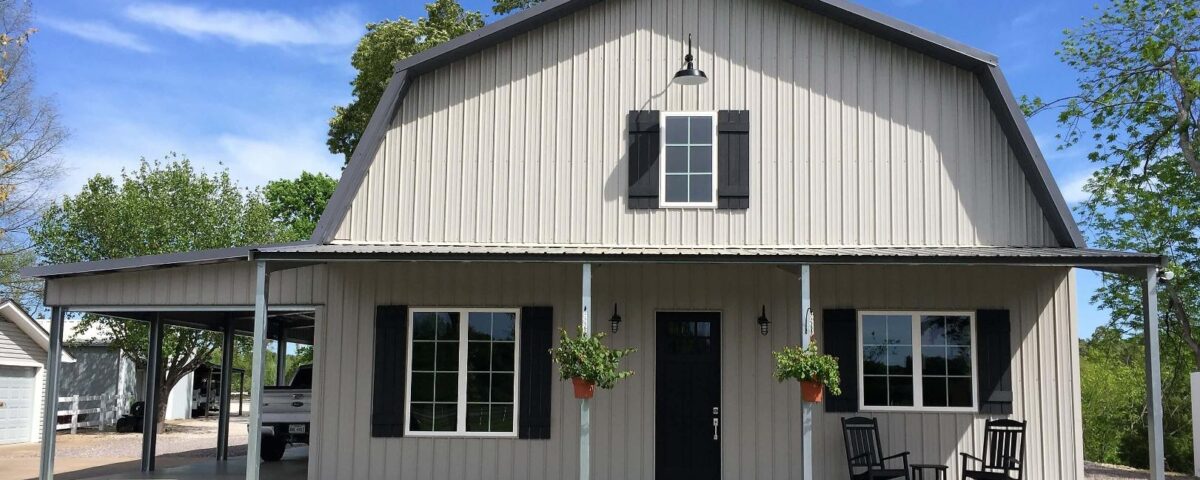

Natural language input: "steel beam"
[580,263,592,480]
[217,319,235,460]
[141,314,163,472]
[799,265,814,480]
[1144,267,1165,480]
[247,261,269,480]
[38,307,65,480]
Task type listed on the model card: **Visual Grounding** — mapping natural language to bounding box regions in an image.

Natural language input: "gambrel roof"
[311,0,1085,248]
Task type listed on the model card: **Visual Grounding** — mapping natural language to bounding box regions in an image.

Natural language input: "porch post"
[38,306,65,480]
[580,263,592,480]
[276,327,288,385]
[1143,267,1165,480]
[141,313,163,472]
[217,318,234,461]
[247,260,269,480]
[799,265,814,480]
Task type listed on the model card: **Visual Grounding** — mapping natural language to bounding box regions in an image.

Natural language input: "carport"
[22,247,324,480]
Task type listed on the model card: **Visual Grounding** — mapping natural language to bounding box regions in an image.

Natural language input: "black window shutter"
[627,111,661,209]
[977,309,1013,414]
[519,306,554,439]
[717,110,751,209]
[372,305,409,437]
[823,309,858,413]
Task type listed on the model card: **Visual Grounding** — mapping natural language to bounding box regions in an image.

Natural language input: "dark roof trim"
[21,241,314,279]
[310,70,412,243]
[976,65,1085,248]
[309,0,1079,248]
[253,249,1162,269]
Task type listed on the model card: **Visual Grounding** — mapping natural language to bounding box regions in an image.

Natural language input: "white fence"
[56,393,134,434]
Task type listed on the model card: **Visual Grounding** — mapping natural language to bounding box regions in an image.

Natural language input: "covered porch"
[26,244,1168,480]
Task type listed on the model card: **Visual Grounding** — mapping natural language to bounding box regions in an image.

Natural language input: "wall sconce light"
[610,303,623,334]
[757,305,770,336]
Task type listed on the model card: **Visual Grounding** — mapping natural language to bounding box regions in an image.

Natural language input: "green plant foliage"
[548,327,636,390]
[492,0,543,15]
[328,0,484,163]
[771,344,842,396]
[262,171,337,241]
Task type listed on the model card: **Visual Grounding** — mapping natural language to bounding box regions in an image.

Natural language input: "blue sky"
[29,0,1111,337]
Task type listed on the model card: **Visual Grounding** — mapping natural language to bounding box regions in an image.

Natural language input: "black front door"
[656,312,721,480]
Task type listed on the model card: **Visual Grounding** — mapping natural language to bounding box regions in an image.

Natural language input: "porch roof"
[254,243,1163,272]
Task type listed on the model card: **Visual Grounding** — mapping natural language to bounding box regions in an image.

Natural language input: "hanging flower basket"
[772,344,842,404]
[572,377,596,399]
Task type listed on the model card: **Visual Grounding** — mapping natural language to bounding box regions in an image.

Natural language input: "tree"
[31,156,288,430]
[263,171,337,241]
[0,0,65,308]
[327,0,484,163]
[492,0,543,15]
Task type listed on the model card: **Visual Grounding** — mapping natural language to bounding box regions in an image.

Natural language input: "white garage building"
[0,300,74,445]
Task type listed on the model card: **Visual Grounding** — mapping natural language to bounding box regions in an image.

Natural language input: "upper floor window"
[858,311,977,412]
[661,112,717,207]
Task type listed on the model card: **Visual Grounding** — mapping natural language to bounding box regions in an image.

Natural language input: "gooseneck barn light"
[672,34,708,85]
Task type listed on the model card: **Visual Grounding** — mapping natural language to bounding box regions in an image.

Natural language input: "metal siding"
[45,263,327,307]
[331,0,1057,247]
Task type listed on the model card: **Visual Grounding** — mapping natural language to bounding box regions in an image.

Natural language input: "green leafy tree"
[492,0,542,15]
[31,156,287,430]
[263,171,337,241]
[327,0,484,163]
[0,0,65,309]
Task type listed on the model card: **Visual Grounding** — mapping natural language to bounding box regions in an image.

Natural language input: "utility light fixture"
[672,34,708,85]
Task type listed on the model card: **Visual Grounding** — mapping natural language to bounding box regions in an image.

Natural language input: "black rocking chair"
[841,417,911,480]
[960,419,1026,480]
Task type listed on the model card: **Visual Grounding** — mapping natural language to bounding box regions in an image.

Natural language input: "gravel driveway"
[1086,462,1197,479]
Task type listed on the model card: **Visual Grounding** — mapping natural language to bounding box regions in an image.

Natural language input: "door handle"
[712,417,719,440]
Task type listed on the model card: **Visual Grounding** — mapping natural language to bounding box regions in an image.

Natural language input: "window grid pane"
[410,310,517,434]
[663,115,714,204]
[917,315,974,408]
[861,314,913,407]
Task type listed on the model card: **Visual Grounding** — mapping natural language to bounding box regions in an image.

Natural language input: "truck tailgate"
[261,388,312,424]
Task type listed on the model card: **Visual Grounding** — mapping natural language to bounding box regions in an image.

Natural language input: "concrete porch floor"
[82,447,307,479]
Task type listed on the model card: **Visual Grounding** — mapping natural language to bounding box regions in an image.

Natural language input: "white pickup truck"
[260,364,312,461]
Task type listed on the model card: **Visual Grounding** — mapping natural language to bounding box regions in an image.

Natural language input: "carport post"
[141,313,163,472]
[276,327,287,386]
[1144,267,1165,480]
[217,318,235,461]
[38,306,65,480]
[579,263,591,480]
[247,260,269,480]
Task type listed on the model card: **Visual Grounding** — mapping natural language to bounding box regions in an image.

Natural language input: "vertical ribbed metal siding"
[333,0,1057,247]
[41,261,1083,479]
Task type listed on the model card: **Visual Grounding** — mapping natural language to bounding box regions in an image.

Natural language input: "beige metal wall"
[333,0,1058,247]
[44,262,328,307]
[43,262,1082,479]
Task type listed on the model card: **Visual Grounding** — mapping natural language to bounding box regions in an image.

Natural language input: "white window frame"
[659,111,719,208]
[403,307,521,438]
[856,311,978,413]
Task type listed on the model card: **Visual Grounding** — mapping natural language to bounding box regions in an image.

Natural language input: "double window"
[858,311,976,411]
[405,308,520,437]
[661,112,717,207]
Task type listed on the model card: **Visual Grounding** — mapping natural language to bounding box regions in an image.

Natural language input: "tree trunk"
[155,383,170,434]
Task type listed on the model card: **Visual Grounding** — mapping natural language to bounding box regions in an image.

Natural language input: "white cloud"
[41,17,154,53]
[1059,169,1096,205]
[123,3,362,48]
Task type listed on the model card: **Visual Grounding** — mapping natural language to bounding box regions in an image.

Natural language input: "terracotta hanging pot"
[801,380,825,403]
[572,377,596,399]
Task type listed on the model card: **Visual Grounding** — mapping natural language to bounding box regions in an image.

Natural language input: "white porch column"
[799,265,813,480]
[38,306,65,480]
[1143,266,1165,480]
[580,263,592,480]
[247,260,269,480]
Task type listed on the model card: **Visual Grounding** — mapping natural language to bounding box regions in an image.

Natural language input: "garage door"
[0,366,36,444]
